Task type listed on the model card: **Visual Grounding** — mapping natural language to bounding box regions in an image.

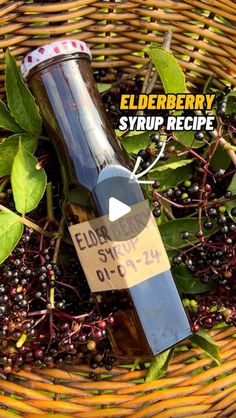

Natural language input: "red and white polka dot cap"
[21,39,92,79]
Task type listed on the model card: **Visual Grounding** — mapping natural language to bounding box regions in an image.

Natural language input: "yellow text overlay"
[120,94,215,111]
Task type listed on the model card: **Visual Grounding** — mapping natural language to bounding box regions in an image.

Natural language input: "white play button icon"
[109,197,131,222]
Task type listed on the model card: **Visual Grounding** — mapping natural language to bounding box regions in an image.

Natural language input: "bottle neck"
[28,56,132,193]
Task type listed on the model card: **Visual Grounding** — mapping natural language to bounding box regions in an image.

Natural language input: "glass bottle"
[21,40,191,358]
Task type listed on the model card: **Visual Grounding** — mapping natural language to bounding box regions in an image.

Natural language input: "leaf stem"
[49,283,55,309]
[38,135,50,141]
[50,217,65,309]
[52,217,64,264]
[176,144,207,165]
[39,220,50,252]
[46,182,58,223]
[0,203,57,238]
[141,62,153,95]
[152,190,185,208]
[163,205,175,220]
[136,62,153,116]
[162,27,173,52]
[146,27,173,95]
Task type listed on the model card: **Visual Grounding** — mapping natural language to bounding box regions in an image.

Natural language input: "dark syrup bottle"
[21,40,191,359]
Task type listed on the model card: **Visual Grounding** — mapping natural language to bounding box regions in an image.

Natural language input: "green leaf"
[210,143,231,170]
[122,131,150,154]
[11,143,47,215]
[0,211,23,264]
[146,348,175,382]
[203,75,214,94]
[0,134,37,177]
[131,357,141,371]
[159,218,218,249]
[0,99,21,132]
[225,96,236,114]
[159,218,199,249]
[173,265,213,294]
[174,131,204,149]
[145,45,187,94]
[154,159,193,172]
[228,89,236,97]
[190,330,221,365]
[97,83,112,93]
[151,166,191,192]
[227,173,236,195]
[5,50,42,135]
[225,173,236,220]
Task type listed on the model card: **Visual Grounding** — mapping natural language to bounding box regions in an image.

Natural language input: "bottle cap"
[21,39,92,79]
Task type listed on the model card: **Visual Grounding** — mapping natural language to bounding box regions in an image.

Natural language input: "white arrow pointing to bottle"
[131,140,166,184]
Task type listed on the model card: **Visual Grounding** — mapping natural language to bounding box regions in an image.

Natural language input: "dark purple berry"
[203,220,213,230]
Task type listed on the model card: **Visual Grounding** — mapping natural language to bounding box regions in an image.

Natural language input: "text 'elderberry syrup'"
[21,40,191,358]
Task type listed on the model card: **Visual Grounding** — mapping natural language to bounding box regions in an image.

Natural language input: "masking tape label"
[69,200,170,292]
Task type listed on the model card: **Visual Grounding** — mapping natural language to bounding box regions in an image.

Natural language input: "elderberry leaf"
[159,218,198,249]
[5,50,42,135]
[0,99,21,133]
[145,46,205,149]
[159,218,218,249]
[145,45,187,94]
[210,143,231,170]
[0,212,23,264]
[97,83,112,93]
[225,96,236,114]
[11,143,46,215]
[154,158,193,172]
[227,173,236,194]
[151,166,191,192]
[0,134,37,177]
[190,330,221,365]
[225,173,236,220]
[146,347,175,382]
[173,265,213,294]
[131,357,141,371]
[174,131,204,149]
[228,89,236,97]
[122,131,150,154]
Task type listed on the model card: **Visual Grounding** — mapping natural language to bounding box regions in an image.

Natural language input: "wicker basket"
[0,327,235,417]
[0,1,236,416]
[0,0,236,91]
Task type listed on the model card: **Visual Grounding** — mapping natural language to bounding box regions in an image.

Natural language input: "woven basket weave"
[0,0,236,91]
[0,327,235,417]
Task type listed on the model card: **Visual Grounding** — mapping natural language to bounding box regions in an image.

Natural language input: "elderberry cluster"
[154,179,200,213]
[183,295,236,332]
[172,203,236,298]
[0,229,115,374]
[175,230,235,284]
[137,131,175,175]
